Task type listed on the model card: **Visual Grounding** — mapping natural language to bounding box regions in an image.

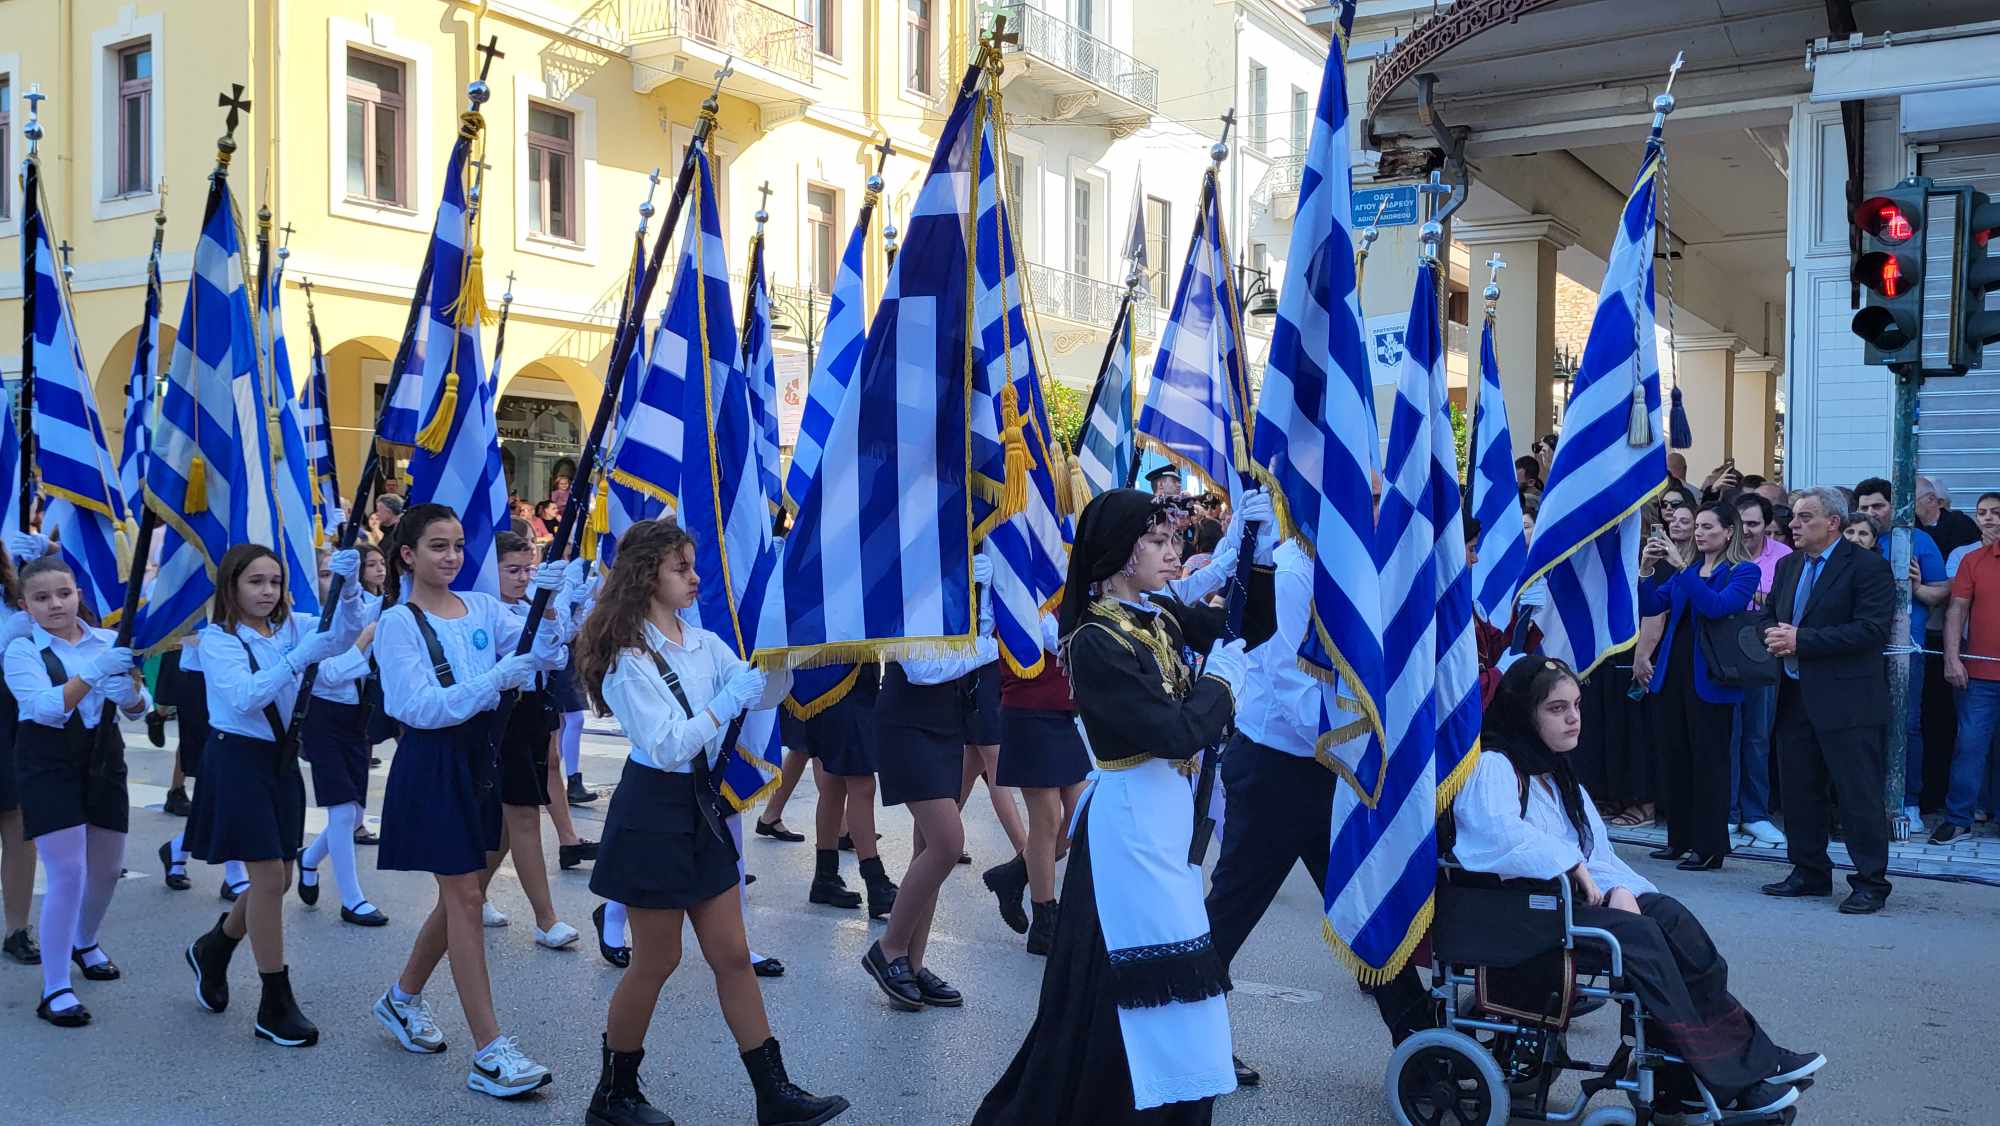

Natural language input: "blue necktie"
[1785,554,1823,679]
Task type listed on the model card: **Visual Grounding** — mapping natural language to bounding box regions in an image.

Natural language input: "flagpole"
[17,88,46,533]
[490,271,516,389]
[299,278,342,525]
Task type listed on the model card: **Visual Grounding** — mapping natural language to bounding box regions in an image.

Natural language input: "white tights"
[36,825,125,1011]
[169,829,247,890]
[300,802,370,910]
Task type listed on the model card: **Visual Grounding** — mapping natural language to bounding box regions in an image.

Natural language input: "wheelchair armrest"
[1567,924,1624,980]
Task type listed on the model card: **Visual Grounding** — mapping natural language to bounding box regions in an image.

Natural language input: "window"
[1290,85,1308,155]
[811,0,841,60]
[1005,153,1025,225]
[114,41,152,197]
[1071,0,1094,34]
[526,103,577,241]
[1072,179,1093,277]
[905,0,933,96]
[0,78,10,220]
[1248,241,1269,287]
[807,185,837,295]
[1144,196,1171,305]
[1247,62,1268,153]
[346,49,407,206]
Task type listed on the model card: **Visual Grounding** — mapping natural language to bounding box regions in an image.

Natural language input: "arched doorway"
[498,356,598,506]
[329,336,399,502]
[93,322,178,467]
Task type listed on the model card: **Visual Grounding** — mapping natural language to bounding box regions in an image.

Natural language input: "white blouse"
[1235,540,1319,758]
[599,617,754,775]
[376,592,558,731]
[899,636,1000,686]
[1451,752,1657,899]
[4,623,151,729]
[305,592,381,707]
[202,593,368,739]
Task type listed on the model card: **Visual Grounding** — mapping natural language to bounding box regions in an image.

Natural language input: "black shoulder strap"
[38,645,68,688]
[237,635,292,746]
[643,648,697,719]
[406,605,457,687]
[39,645,112,759]
[641,645,735,855]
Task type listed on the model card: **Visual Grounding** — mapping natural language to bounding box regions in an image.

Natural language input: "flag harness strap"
[643,647,737,859]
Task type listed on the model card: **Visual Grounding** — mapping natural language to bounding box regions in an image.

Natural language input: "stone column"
[1731,354,1781,478]
[1453,215,1580,457]
[1671,332,1745,483]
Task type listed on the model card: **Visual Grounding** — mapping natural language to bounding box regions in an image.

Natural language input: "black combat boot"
[1024,899,1059,956]
[808,849,861,909]
[858,856,898,920]
[186,913,241,1013]
[740,1037,848,1126]
[587,1035,676,1125]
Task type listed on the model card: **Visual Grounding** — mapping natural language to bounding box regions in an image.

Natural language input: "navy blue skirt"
[496,690,554,807]
[590,757,740,910]
[549,654,587,714]
[0,686,19,814]
[184,731,306,863]
[781,696,878,778]
[968,660,1003,746]
[303,699,371,809]
[875,723,964,807]
[378,716,500,876]
[15,720,128,840]
[174,665,211,776]
[996,708,1089,789]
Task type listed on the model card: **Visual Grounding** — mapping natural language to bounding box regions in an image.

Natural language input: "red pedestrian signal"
[1856,197,1915,244]
[1850,182,1929,367]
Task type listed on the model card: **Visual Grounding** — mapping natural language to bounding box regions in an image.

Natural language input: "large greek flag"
[1325,255,1481,981]
[1136,170,1251,501]
[1517,141,1667,675]
[1073,309,1136,499]
[1250,0,1386,798]
[1469,315,1527,626]
[117,236,164,526]
[741,231,783,518]
[403,140,508,596]
[136,169,263,652]
[258,255,322,616]
[0,385,23,539]
[782,194,872,515]
[593,233,666,565]
[755,63,994,669]
[22,185,131,624]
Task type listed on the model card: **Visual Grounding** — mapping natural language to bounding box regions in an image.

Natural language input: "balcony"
[993,4,1157,126]
[1026,260,1157,340]
[1251,155,1306,221]
[615,0,815,104]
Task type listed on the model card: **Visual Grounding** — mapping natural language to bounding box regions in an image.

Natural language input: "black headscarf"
[1058,488,1173,637]
[1481,655,1593,857]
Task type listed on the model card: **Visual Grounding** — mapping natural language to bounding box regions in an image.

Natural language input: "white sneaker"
[1901,806,1924,830]
[1741,820,1787,846]
[372,988,447,1054]
[534,921,580,950]
[482,902,510,928]
[467,1035,552,1099]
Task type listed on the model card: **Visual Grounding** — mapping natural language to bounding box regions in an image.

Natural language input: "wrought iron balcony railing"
[621,0,815,86]
[1026,260,1157,337]
[993,4,1158,112]
[1252,155,1306,208]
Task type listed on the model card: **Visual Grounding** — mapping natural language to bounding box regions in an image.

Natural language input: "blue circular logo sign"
[472,629,490,651]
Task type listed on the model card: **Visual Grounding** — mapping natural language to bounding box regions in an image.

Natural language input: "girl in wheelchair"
[1451,657,1825,1119]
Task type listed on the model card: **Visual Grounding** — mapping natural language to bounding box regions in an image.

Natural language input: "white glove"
[563,557,590,590]
[978,588,996,639]
[329,548,360,581]
[718,666,768,720]
[6,530,50,562]
[83,646,137,685]
[1227,488,1280,567]
[1201,638,1249,697]
[490,651,540,693]
[530,623,567,666]
[103,670,143,709]
[972,552,993,587]
[532,561,566,594]
[288,626,347,672]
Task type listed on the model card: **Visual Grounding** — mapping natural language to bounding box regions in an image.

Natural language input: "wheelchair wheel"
[1580,1107,1637,1126]
[1386,1028,1509,1126]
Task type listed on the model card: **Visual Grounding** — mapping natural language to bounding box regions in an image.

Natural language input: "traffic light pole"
[1886,362,1920,841]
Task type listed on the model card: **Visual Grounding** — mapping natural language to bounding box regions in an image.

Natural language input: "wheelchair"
[1383,864,1797,1125]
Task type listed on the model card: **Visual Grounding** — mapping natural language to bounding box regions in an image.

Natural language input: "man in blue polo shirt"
[1856,478,1950,826]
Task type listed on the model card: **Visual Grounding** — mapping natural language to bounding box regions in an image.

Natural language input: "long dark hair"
[574,519,696,715]
[382,502,461,608]
[354,542,387,596]
[0,542,21,610]
[212,543,288,632]
[1482,656,1592,857]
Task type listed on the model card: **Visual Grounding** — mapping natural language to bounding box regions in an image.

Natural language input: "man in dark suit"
[1758,486,1898,913]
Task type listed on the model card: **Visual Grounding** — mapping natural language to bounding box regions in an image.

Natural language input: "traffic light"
[1949,189,2000,370]
[1850,182,1927,367]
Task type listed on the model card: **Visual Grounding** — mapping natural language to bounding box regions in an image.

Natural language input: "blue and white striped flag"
[1324,252,1481,981]
[258,253,322,617]
[1517,141,1666,676]
[299,294,342,536]
[592,232,665,566]
[117,236,164,527]
[755,63,994,669]
[403,141,507,596]
[1136,171,1252,502]
[0,385,23,539]
[1073,308,1136,499]
[1469,314,1527,626]
[782,197,872,515]
[136,170,264,652]
[23,186,132,625]
[1251,0,1387,800]
[741,231,783,518]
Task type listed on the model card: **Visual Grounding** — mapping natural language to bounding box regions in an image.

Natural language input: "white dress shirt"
[900,636,1001,686]
[1451,752,1656,899]
[202,595,367,738]
[4,623,151,729]
[310,592,382,706]
[599,617,747,775]
[376,592,543,731]
[1234,540,1319,757]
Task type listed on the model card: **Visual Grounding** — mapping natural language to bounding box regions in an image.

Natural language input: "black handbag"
[1697,609,1779,687]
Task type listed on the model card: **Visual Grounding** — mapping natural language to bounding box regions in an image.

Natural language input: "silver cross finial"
[639,167,662,223]
[503,270,516,303]
[1654,51,1687,122]
[23,85,46,154]
[1212,107,1237,163]
[755,180,773,227]
[57,239,74,281]
[711,56,735,97]
[1664,50,1686,96]
[1483,253,1506,303]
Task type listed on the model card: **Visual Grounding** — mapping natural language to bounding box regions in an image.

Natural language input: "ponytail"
[382,502,460,608]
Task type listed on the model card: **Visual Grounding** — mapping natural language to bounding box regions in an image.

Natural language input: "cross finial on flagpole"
[639,166,662,223]
[755,180,774,228]
[503,270,516,303]
[873,136,896,175]
[56,240,74,281]
[22,85,45,155]
[475,35,505,82]
[218,84,252,141]
[1213,107,1237,163]
[1653,51,1686,127]
[710,56,735,98]
[1483,252,1506,306]
[1417,171,1450,262]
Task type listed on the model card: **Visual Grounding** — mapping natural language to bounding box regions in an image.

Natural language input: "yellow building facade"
[0,0,973,500]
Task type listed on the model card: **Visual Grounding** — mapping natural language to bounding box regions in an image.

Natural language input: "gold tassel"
[581,475,611,562]
[114,522,133,579]
[268,409,285,462]
[313,511,326,550]
[1066,454,1091,513]
[457,245,495,327]
[185,454,209,513]
[1627,380,1653,448]
[999,381,1033,518]
[414,372,460,454]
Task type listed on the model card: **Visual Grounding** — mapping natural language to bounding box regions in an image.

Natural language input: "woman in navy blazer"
[1638,501,1761,870]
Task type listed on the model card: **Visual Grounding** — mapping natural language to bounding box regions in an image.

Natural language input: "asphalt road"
[6,727,1995,1125]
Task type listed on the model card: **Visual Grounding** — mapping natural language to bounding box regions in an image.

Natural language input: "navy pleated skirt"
[0,686,19,814]
[781,696,879,778]
[968,660,1003,746]
[875,723,964,807]
[184,732,306,863]
[496,690,554,807]
[997,708,1090,789]
[378,715,500,876]
[303,699,372,809]
[590,757,740,910]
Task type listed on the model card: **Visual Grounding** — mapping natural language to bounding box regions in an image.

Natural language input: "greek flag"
[974,113,1071,676]
[0,385,22,539]
[117,237,165,526]
[1136,171,1251,501]
[402,141,507,596]
[22,187,132,624]
[300,297,342,535]
[593,234,665,566]
[258,255,321,616]
[374,152,458,452]
[755,63,992,669]
[1250,0,1386,799]
[783,195,872,515]
[1073,309,1136,499]
[741,231,783,518]
[1325,254,1481,981]
[1469,315,1527,626]
[1517,141,1666,676]
[136,169,263,651]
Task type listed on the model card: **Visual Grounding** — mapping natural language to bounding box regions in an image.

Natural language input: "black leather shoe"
[956,850,973,866]
[341,903,390,927]
[352,825,380,846]
[913,966,962,1008]
[1839,890,1888,915]
[36,988,90,1028]
[146,711,169,747]
[220,878,249,903]
[1024,900,1058,957]
[70,945,121,981]
[1676,852,1725,871]
[592,903,631,969]
[568,773,600,804]
[754,817,805,842]
[296,851,320,907]
[4,927,41,965]
[162,783,191,816]
[861,942,924,1011]
[160,841,191,891]
[860,857,898,920]
[560,840,599,870]
[981,855,1030,934]
[753,956,785,978]
[1233,1054,1262,1087]
[809,874,862,909]
[1648,845,1687,861]
[1760,872,1832,898]
[187,914,240,1014]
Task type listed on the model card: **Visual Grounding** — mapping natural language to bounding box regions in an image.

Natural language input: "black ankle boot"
[1024,899,1059,956]
[588,1035,676,1126]
[981,854,1030,934]
[808,849,861,909]
[859,856,897,920]
[186,913,241,1013]
[740,1037,848,1126]
[254,966,319,1047]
